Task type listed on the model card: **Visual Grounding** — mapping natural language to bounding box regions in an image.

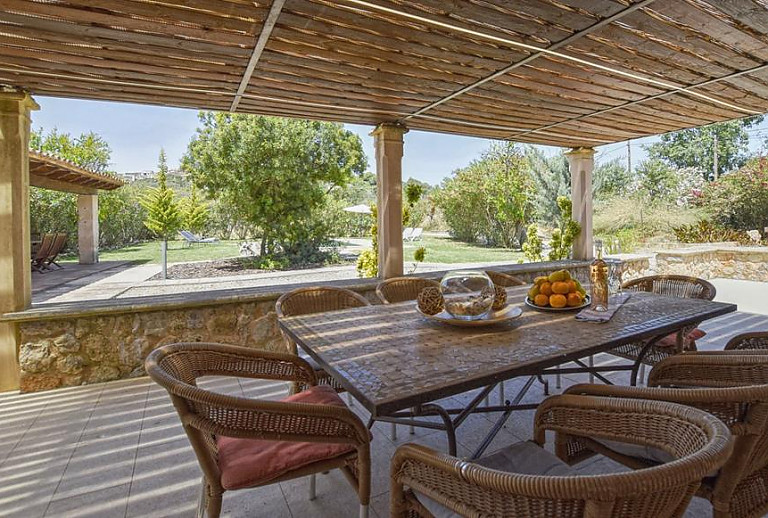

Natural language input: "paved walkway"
[1,311,766,517]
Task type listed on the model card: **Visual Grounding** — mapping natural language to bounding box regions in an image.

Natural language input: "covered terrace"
[2,2,768,516]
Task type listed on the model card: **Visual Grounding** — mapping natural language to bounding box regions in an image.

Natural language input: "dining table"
[278,285,736,458]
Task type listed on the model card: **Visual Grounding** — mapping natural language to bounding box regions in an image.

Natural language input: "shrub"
[522,223,543,262]
[673,220,751,245]
[595,229,639,254]
[593,196,703,238]
[702,157,768,234]
[548,196,580,261]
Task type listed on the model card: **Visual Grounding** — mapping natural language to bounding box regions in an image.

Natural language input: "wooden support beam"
[0,89,38,392]
[372,123,407,279]
[566,147,595,261]
[78,194,99,265]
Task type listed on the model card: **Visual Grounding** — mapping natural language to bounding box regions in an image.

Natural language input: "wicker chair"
[391,394,732,518]
[485,270,525,287]
[608,274,717,384]
[375,277,440,304]
[562,351,768,518]
[276,286,370,394]
[145,342,371,518]
[725,331,768,351]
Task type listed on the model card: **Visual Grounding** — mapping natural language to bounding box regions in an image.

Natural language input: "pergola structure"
[29,150,125,265]
[2,0,768,390]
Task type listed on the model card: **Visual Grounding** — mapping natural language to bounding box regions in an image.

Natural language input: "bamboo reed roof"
[29,151,125,194]
[3,1,768,147]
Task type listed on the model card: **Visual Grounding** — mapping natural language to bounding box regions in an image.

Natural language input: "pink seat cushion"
[216,385,355,490]
[656,328,706,348]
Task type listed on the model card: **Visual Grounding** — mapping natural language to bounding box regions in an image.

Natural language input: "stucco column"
[0,89,38,391]
[371,123,407,279]
[78,194,99,264]
[566,147,595,260]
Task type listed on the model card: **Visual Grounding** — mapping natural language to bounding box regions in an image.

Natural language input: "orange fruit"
[539,282,553,296]
[551,281,570,294]
[549,294,567,308]
[567,280,577,293]
[534,294,550,307]
[567,292,583,307]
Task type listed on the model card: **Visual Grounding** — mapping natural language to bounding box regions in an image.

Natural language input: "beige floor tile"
[45,482,129,518]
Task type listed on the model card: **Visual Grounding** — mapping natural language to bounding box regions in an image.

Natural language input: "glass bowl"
[439,270,495,321]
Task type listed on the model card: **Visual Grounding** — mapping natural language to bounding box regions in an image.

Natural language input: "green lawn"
[62,240,242,264]
[64,236,522,265]
[404,236,523,264]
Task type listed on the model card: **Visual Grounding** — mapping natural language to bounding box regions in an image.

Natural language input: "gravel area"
[148,257,353,280]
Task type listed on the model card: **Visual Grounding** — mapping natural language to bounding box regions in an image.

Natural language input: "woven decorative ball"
[492,284,507,310]
[417,286,444,315]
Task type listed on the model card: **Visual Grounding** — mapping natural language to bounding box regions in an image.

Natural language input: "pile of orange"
[527,269,587,308]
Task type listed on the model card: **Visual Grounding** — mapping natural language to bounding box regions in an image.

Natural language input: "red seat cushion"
[656,328,706,348]
[216,385,355,490]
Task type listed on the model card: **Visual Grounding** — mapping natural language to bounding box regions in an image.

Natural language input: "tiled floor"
[2,311,767,518]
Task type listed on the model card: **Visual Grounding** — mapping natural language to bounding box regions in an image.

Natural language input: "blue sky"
[39,95,766,185]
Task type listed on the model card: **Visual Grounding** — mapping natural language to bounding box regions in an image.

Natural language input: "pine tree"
[141,149,181,278]
[180,185,209,234]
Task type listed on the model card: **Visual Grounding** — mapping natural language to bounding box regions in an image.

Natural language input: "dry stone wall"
[11,261,589,393]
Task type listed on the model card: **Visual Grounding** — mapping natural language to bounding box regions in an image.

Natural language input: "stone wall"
[655,247,768,282]
[7,261,589,393]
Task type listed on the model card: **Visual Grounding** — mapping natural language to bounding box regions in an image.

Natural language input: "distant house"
[117,168,189,183]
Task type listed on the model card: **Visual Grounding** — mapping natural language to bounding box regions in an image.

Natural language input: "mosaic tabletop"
[279,287,736,416]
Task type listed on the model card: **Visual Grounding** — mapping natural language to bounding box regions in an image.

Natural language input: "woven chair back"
[375,277,440,304]
[485,270,525,287]
[622,274,716,301]
[725,332,768,351]
[275,286,370,318]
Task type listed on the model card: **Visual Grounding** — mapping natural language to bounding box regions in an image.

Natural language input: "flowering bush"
[702,158,768,235]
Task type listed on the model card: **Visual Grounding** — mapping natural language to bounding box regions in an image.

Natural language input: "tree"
[702,157,768,234]
[183,113,366,258]
[593,158,632,200]
[141,149,181,279]
[30,127,111,172]
[635,158,680,200]
[526,147,570,224]
[180,185,210,234]
[646,117,763,180]
[436,142,535,248]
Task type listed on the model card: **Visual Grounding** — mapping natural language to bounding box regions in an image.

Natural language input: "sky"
[32,95,768,185]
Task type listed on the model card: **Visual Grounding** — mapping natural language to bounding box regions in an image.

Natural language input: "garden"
[31,113,768,283]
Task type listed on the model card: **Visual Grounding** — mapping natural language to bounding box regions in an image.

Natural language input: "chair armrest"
[725,331,768,351]
[147,342,318,387]
[648,352,768,388]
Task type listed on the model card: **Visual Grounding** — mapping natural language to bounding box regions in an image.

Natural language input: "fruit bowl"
[525,269,589,312]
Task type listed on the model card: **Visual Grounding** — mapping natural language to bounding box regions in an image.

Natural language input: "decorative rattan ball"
[492,284,507,310]
[417,287,444,315]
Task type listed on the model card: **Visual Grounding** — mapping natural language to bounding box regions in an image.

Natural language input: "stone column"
[0,89,39,391]
[371,123,407,279]
[78,194,99,264]
[566,147,595,260]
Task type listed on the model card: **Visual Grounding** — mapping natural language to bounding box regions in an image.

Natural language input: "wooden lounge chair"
[31,232,55,273]
[607,274,716,384]
[391,393,731,518]
[375,276,440,304]
[562,351,768,518]
[36,232,67,271]
[725,331,768,351]
[146,342,372,518]
[276,286,370,394]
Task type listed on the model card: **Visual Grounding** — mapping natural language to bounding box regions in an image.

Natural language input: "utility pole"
[713,132,719,180]
[626,140,632,173]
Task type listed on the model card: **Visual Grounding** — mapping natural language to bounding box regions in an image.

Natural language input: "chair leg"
[556,369,561,390]
[207,493,222,518]
[359,504,369,518]
[390,422,397,441]
[309,473,317,500]
[409,408,415,435]
[498,382,505,404]
[639,363,646,385]
[197,478,207,518]
[484,395,490,406]
[589,355,595,384]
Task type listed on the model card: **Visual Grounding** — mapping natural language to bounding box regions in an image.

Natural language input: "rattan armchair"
[276,286,370,394]
[725,331,768,351]
[608,274,717,384]
[391,394,731,518]
[562,352,768,518]
[145,342,371,518]
[484,270,525,287]
[375,277,440,304]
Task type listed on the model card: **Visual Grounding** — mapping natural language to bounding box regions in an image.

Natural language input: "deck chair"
[180,230,217,246]
[31,233,55,273]
[402,227,414,240]
[41,233,67,271]
[408,227,423,241]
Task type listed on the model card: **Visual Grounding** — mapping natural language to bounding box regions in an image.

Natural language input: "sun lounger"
[179,230,217,246]
[402,227,414,240]
[408,227,423,241]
